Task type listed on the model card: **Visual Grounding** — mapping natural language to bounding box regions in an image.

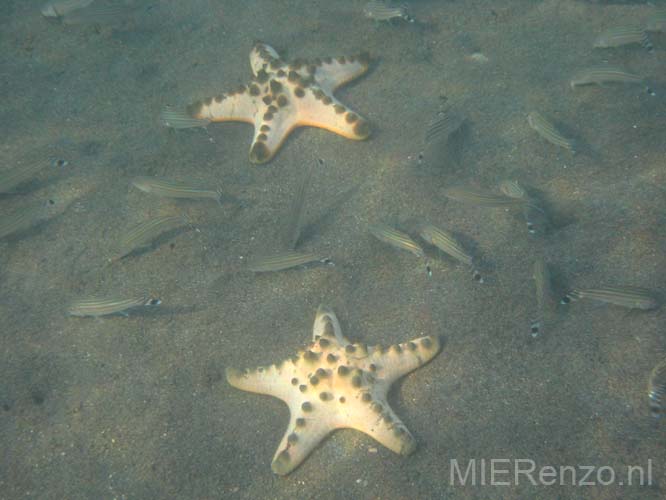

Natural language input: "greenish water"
[1,0,665,498]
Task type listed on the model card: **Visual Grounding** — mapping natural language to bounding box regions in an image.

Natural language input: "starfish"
[186,42,372,164]
[226,305,441,475]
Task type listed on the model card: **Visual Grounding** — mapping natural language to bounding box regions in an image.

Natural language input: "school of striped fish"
[2,1,666,484]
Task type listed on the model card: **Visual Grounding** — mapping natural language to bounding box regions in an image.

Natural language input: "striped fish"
[61,3,139,25]
[527,112,576,153]
[0,204,44,240]
[68,294,161,317]
[131,177,223,204]
[417,223,482,282]
[646,9,666,32]
[363,1,414,22]
[41,0,93,17]
[0,160,49,193]
[117,215,189,259]
[247,250,329,273]
[531,258,552,337]
[649,358,666,419]
[425,107,464,145]
[561,286,658,310]
[498,179,547,234]
[444,186,528,208]
[160,108,211,129]
[369,223,424,258]
[593,26,653,51]
[570,65,644,88]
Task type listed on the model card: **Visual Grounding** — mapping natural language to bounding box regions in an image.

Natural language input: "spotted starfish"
[186,42,372,164]
[226,305,441,475]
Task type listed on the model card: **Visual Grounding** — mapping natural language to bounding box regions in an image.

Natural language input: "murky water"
[2,0,665,498]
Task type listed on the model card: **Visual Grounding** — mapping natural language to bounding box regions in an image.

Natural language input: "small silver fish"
[68,294,161,317]
[593,26,652,51]
[570,65,644,88]
[425,107,464,145]
[363,1,414,22]
[116,215,190,260]
[369,223,424,258]
[41,0,94,17]
[417,223,482,282]
[649,358,666,418]
[160,108,211,129]
[131,177,223,204]
[247,250,330,273]
[444,186,529,208]
[561,286,658,310]
[527,112,576,153]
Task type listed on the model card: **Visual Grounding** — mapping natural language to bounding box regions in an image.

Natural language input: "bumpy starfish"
[186,42,372,164]
[226,305,441,475]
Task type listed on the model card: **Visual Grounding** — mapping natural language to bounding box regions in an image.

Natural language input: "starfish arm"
[311,53,371,94]
[340,394,416,455]
[312,304,350,345]
[248,111,297,164]
[250,42,282,76]
[370,336,441,386]
[271,410,333,475]
[187,89,257,123]
[295,87,370,140]
[226,363,295,401]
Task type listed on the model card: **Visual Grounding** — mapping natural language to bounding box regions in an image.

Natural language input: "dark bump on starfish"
[345,112,358,124]
[260,124,270,132]
[313,89,324,100]
[310,376,319,386]
[249,84,260,96]
[345,345,356,354]
[277,69,286,77]
[383,412,394,424]
[301,401,313,412]
[257,133,267,142]
[357,344,368,355]
[354,119,370,138]
[361,393,372,403]
[291,377,298,385]
[277,95,288,107]
[287,433,298,444]
[299,384,307,393]
[408,342,417,351]
[315,368,328,378]
[263,112,274,121]
[326,353,337,363]
[319,392,332,401]
[257,69,269,83]
[336,56,346,64]
[323,56,333,64]
[369,363,377,372]
[358,52,371,66]
[214,95,224,103]
[295,417,306,428]
[337,365,350,376]
[351,375,362,388]
[268,105,278,114]
[287,71,300,83]
[339,396,346,404]
[371,402,382,413]
[294,87,305,98]
[204,97,213,106]
[270,80,282,94]
[237,84,246,93]
[319,338,330,348]
[322,96,332,105]
[262,95,272,105]
[303,350,319,362]
[333,104,346,114]
[421,337,433,349]
[249,141,271,163]
[390,344,403,354]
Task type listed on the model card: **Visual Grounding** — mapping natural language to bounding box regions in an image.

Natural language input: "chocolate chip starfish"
[186,42,371,164]
[226,305,441,475]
